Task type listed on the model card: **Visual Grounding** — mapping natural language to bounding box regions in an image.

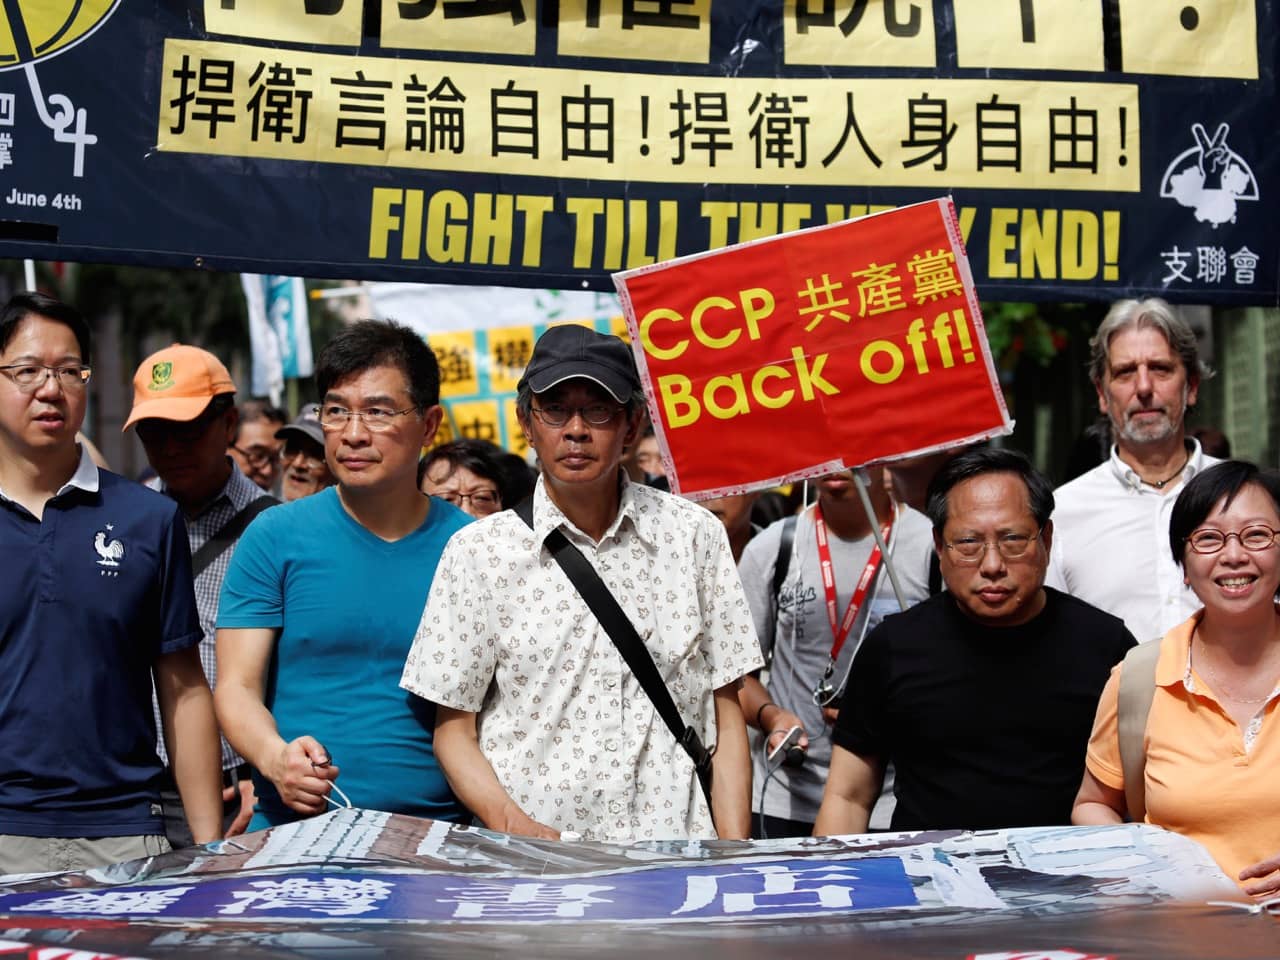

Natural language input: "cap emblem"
[149,361,174,391]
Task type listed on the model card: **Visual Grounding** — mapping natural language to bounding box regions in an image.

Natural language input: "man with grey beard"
[1047,299,1218,641]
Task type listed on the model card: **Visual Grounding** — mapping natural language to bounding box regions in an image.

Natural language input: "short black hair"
[1189,425,1231,459]
[237,398,287,425]
[232,398,284,443]
[315,319,440,411]
[419,438,526,508]
[498,450,536,505]
[1169,461,1280,569]
[925,447,1055,531]
[0,292,92,364]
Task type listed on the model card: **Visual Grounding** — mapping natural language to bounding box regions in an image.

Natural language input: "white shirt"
[1046,440,1218,642]
[401,474,763,842]
[0,442,98,504]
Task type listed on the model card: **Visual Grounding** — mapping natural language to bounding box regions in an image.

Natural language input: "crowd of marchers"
[0,291,1277,899]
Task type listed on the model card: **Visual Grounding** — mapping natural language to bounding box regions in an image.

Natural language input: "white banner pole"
[853,467,908,611]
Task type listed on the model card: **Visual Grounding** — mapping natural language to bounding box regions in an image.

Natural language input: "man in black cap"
[274,406,333,503]
[402,324,761,842]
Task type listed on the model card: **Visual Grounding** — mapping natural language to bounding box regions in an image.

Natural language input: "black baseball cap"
[518,325,640,404]
[275,405,324,447]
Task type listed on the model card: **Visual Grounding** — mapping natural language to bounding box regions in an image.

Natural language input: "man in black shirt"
[814,448,1135,835]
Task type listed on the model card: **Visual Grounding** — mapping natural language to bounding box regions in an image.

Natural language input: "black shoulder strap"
[513,496,534,527]
[513,498,714,809]
[771,514,797,603]
[191,495,277,578]
[764,513,798,652]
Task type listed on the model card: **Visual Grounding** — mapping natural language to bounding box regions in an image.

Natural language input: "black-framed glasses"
[280,441,325,466]
[530,403,623,428]
[314,403,419,432]
[1186,525,1280,555]
[0,363,91,393]
[232,443,282,467]
[435,489,502,514]
[943,529,1042,564]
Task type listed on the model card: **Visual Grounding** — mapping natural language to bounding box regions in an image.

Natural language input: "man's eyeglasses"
[435,489,501,514]
[942,529,1042,564]
[314,404,418,432]
[0,363,91,393]
[232,443,282,467]
[1185,525,1280,555]
[280,442,325,467]
[530,403,623,428]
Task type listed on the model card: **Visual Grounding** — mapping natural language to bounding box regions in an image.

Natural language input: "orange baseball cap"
[123,344,236,430]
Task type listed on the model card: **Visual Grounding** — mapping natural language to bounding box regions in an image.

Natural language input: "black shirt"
[833,587,1135,832]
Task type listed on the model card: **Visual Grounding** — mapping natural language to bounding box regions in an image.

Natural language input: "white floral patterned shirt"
[401,474,763,841]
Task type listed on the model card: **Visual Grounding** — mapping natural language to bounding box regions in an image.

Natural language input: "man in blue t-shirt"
[216,320,471,830]
[0,293,222,874]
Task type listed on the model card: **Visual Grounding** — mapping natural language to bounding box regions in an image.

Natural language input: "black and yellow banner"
[0,1,1273,304]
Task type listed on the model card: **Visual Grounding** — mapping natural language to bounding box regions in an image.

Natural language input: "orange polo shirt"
[1085,609,1280,888]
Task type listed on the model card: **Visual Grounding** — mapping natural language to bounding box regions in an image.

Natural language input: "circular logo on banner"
[0,0,122,72]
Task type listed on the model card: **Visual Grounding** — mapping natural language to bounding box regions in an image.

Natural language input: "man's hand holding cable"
[757,702,809,755]
[270,736,340,815]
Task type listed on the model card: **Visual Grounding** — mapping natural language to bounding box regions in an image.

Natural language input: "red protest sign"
[613,198,1011,498]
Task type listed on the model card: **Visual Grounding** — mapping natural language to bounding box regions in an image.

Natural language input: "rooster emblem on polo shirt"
[94,524,125,567]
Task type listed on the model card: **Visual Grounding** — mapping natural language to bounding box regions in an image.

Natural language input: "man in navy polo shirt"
[0,292,221,875]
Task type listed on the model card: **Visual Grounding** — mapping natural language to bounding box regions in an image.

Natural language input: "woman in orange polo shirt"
[1072,460,1280,897]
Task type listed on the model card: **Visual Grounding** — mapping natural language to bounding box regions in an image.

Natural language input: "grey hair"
[516,383,534,418]
[1088,298,1212,386]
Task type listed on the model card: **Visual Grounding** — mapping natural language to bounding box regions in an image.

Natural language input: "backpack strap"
[190,495,277,578]
[765,514,798,651]
[1117,638,1162,822]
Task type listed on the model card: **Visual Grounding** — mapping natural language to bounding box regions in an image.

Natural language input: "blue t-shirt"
[217,488,471,829]
[0,469,201,837]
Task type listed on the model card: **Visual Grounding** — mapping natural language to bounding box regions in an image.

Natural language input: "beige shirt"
[402,475,763,841]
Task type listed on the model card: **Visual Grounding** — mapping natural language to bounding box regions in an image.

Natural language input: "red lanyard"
[813,502,892,664]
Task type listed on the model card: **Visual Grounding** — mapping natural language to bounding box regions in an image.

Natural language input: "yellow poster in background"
[203,0,362,46]
[366,284,622,453]
[156,39,1142,193]
[380,0,536,56]
[556,0,711,63]
[428,321,618,453]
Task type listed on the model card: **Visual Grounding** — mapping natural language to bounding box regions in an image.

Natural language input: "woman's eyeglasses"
[1185,525,1280,554]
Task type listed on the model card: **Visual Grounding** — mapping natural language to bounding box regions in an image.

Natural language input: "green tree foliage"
[74,263,247,361]
[981,301,1096,370]
[1,260,349,404]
